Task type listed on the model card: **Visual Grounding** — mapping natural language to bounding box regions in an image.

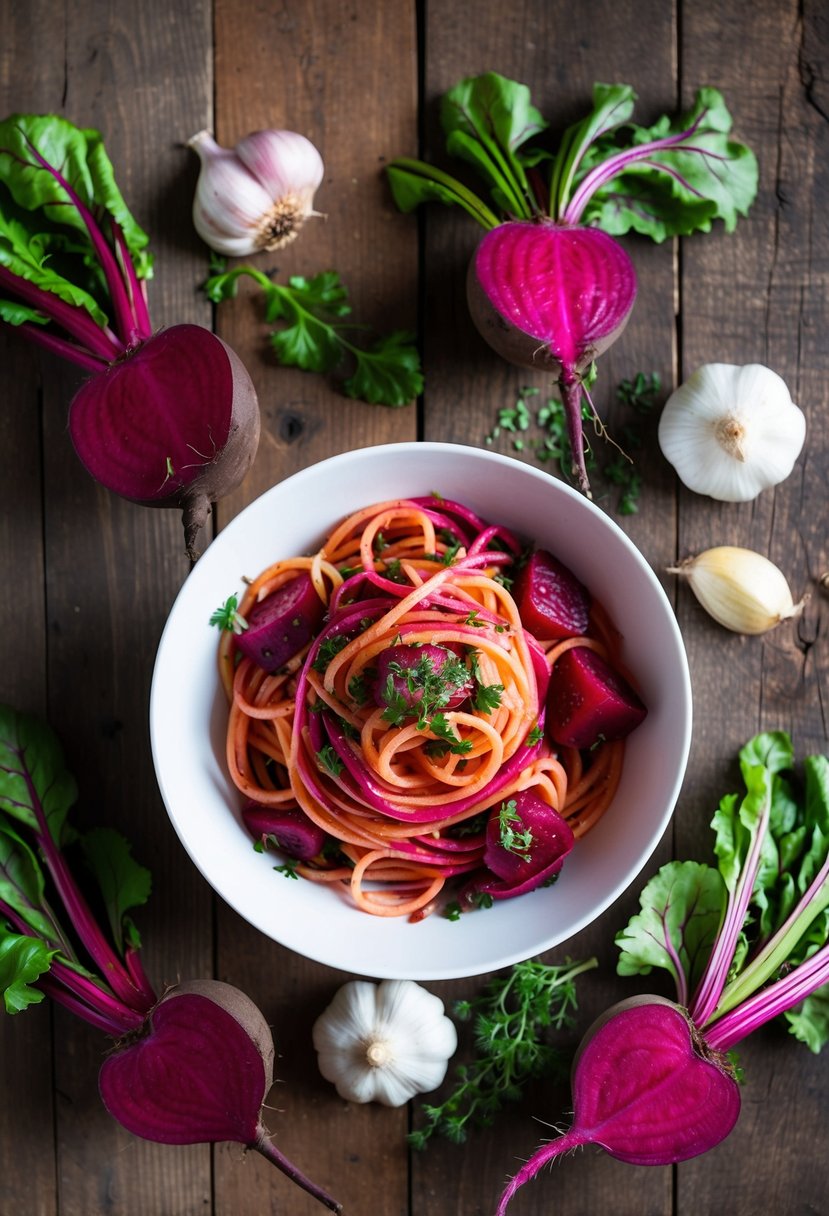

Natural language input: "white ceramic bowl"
[150,442,691,980]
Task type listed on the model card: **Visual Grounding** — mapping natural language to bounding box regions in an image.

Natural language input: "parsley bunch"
[203,261,423,407]
[410,956,597,1148]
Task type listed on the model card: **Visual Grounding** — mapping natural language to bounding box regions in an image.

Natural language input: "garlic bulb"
[668,546,805,635]
[312,978,457,1107]
[188,128,324,257]
[658,363,805,501]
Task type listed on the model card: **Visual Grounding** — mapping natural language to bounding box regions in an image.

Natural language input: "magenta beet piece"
[99,980,341,1212]
[513,548,591,640]
[495,996,740,1215]
[373,643,473,714]
[546,645,646,748]
[468,788,575,900]
[467,221,637,491]
[68,324,260,559]
[242,800,326,859]
[236,573,325,672]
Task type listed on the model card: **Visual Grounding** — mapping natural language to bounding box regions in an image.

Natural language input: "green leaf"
[441,72,546,157]
[739,730,794,778]
[0,922,57,1013]
[0,704,77,845]
[0,114,151,277]
[79,827,151,954]
[344,330,423,407]
[440,73,545,219]
[550,82,637,217]
[0,822,63,943]
[784,983,829,1054]
[615,860,725,1001]
[579,87,758,240]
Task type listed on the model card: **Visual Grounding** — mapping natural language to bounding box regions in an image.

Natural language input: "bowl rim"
[150,440,692,979]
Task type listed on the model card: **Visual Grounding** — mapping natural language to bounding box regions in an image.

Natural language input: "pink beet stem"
[10,319,113,373]
[496,1130,587,1216]
[0,262,123,362]
[254,1125,343,1213]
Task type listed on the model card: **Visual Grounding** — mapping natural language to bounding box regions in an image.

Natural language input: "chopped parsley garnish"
[316,744,344,777]
[209,594,248,633]
[273,861,300,879]
[312,633,350,672]
[527,722,544,745]
[498,799,533,861]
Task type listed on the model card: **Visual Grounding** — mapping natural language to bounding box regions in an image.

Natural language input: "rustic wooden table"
[1,1,827,1213]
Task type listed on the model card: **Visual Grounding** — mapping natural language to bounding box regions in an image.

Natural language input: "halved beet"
[513,549,591,640]
[236,573,325,673]
[479,787,575,897]
[372,643,473,714]
[546,646,646,749]
[242,801,327,860]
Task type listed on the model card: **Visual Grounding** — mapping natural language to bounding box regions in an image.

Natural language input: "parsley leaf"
[316,745,344,777]
[209,593,248,633]
[202,265,423,407]
[409,957,597,1147]
[497,799,533,861]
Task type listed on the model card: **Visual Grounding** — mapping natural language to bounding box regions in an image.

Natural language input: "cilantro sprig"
[497,798,533,861]
[202,262,423,407]
[209,593,248,634]
[410,956,597,1147]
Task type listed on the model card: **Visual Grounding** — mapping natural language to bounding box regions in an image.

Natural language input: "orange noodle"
[217,497,638,920]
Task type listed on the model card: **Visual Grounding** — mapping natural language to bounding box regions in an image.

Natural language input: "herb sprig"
[203,261,423,408]
[410,956,597,1147]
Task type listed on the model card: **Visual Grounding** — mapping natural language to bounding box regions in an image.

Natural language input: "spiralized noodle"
[219,496,628,920]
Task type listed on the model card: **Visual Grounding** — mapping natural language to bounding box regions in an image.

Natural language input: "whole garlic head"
[312,978,457,1107]
[658,363,806,501]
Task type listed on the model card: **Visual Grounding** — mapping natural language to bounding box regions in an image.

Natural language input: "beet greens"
[0,704,340,1212]
[388,74,757,490]
[0,115,261,558]
[495,732,829,1212]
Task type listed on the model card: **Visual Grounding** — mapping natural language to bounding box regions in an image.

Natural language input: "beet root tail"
[495,1129,586,1215]
[559,369,591,495]
[253,1124,342,1212]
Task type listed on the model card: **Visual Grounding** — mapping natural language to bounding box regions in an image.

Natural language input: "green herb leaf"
[0,922,57,1013]
[209,593,248,633]
[410,957,596,1147]
[497,799,533,861]
[316,745,344,778]
[80,827,152,954]
[202,265,423,407]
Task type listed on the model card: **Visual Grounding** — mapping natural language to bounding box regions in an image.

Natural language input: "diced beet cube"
[513,549,591,640]
[546,646,647,749]
[242,801,326,860]
[372,643,473,714]
[482,787,575,891]
[235,573,325,673]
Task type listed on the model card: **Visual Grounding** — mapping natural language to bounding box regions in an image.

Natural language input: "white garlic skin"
[312,978,458,1107]
[658,363,806,501]
[188,128,324,257]
[670,546,803,635]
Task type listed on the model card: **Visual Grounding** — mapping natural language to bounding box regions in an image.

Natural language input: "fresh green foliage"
[497,799,533,861]
[409,956,597,1147]
[0,114,152,327]
[312,633,350,673]
[0,705,152,1019]
[209,593,248,633]
[202,263,422,408]
[387,73,757,239]
[80,827,151,953]
[616,732,829,1052]
[316,744,345,778]
[486,371,660,514]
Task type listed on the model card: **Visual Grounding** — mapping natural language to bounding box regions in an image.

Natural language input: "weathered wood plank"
[677,1,829,1212]
[413,3,679,1213]
[211,1,419,1212]
[0,2,217,1213]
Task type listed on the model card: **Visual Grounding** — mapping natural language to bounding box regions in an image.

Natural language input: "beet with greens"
[496,732,829,1212]
[0,704,339,1212]
[388,74,757,490]
[0,114,261,558]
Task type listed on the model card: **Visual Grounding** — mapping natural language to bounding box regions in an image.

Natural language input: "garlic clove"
[668,545,805,635]
[235,129,324,207]
[658,363,806,502]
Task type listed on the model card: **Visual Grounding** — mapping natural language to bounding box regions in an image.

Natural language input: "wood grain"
[0,1,826,1214]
